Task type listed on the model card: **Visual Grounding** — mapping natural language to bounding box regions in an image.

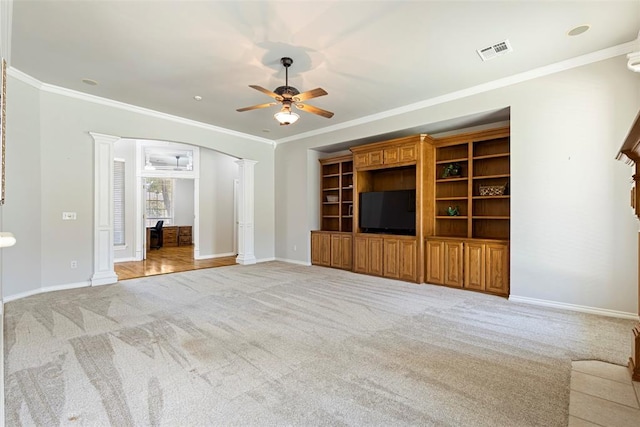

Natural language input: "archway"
[89,132,257,286]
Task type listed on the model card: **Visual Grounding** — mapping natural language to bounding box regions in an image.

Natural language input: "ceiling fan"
[237,57,334,125]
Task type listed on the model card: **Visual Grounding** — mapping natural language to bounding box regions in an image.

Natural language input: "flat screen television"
[359,189,416,235]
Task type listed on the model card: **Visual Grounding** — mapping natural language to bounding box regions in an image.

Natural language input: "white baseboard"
[194,252,236,260]
[509,295,639,321]
[275,257,312,266]
[114,257,138,263]
[4,281,91,303]
[256,257,276,263]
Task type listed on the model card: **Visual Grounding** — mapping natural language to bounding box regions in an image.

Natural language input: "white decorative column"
[90,132,120,285]
[235,159,257,265]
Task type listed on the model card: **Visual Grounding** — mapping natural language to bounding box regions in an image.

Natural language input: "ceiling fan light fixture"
[274,108,300,125]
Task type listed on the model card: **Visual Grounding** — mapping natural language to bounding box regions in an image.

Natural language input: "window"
[113,159,125,246]
[145,178,174,227]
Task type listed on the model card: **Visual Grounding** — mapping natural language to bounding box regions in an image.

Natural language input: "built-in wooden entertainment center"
[311,126,511,296]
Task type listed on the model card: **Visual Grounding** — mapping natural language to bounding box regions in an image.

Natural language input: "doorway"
[113,139,240,280]
[91,133,252,286]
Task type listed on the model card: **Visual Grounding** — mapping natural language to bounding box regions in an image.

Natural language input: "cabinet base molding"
[630,358,640,382]
[631,324,640,382]
[508,295,639,320]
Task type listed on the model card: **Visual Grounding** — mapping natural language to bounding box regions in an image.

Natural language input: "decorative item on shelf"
[479,182,508,196]
[348,205,353,216]
[326,195,339,202]
[446,205,460,216]
[441,162,462,178]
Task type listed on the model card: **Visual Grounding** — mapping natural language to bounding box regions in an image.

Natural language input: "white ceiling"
[9,1,640,143]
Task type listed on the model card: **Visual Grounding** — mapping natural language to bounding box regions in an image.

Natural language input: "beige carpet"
[3,262,634,426]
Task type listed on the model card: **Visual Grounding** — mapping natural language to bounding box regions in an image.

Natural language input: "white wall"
[198,148,238,257]
[2,78,275,298]
[1,77,41,297]
[174,178,194,227]
[275,55,640,315]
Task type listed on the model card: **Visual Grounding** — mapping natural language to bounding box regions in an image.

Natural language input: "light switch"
[62,212,77,220]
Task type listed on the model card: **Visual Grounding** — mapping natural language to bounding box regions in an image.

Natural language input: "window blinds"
[114,160,125,246]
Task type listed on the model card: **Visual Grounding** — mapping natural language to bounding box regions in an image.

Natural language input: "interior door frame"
[136,140,200,261]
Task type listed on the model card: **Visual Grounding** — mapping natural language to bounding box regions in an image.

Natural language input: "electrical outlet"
[293,245,297,251]
[62,212,77,220]
[70,260,78,269]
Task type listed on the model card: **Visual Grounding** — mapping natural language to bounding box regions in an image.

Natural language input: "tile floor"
[569,360,640,426]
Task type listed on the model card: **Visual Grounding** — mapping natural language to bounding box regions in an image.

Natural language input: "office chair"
[150,220,164,249]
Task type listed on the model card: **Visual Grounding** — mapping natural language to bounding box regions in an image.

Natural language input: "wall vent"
[477,39,513,61]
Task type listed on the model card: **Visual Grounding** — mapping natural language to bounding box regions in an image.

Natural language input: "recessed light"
[82,78,98,86]
[567,24,590,37]
[193,95,202,101]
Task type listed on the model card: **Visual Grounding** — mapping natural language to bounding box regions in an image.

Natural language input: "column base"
[236,254,257,265]
[91,271,118,286]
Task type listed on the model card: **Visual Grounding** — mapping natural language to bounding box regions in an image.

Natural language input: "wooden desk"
[178,226,192,246]
[146,225,191,250]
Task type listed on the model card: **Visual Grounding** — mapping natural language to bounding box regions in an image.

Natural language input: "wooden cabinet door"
[426,240,444,284]
[341,235,353,270]
[486,243,509,295]
[444,241,464,288]
[383,238,400,278]
[311,232,331,267]
[320,234,331,266]
[330,234,342,268]
[399,239,417,282]
[368,236,384,276]
[311,232,322,265]
[464,242,485,290]
[354,236,369,273]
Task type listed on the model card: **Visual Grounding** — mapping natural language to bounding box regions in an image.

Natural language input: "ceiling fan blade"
[292,88,328,102]
[295,103,334,118]
[249,85,282,101]
[236,102,278,112]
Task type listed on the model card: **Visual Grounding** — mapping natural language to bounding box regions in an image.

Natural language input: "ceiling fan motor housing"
[274,86,300,97]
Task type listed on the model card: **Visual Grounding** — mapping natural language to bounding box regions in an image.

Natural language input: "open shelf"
[434,130,510,240]
[320,155,355,232]
[436,177,468,183]
[472,173,510,180]
[436,157,468,164]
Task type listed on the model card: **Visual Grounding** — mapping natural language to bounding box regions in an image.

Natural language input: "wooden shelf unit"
[320,155,354,233]
[429,126,510,295]
[350,134,435,283]
[312,155,354,271]
[433,127,510,240]
[616,109,640,381]
[310,126,509,296]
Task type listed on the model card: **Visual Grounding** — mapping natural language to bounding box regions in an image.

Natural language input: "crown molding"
[7,39,636,149]
[6,68,275,147]
[275,40,638,146]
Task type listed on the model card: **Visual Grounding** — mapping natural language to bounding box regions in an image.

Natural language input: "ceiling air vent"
[477,39,513,61]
